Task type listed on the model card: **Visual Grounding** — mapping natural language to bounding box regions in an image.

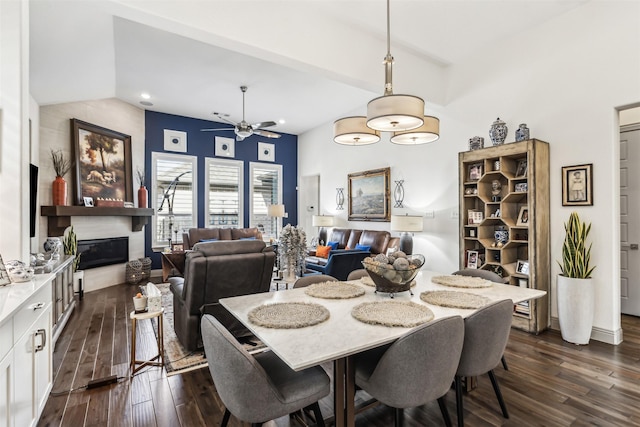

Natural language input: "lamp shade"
[366,95,425,132]
[267,204,285,218]
[312,215,335,227]
[334,116,380,145]
[390,214,423,232]
[391,116,440,145]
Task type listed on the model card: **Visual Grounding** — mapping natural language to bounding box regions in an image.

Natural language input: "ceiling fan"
[201,86,281,141]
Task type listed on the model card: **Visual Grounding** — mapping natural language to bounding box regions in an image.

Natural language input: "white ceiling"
[29,0,587,136]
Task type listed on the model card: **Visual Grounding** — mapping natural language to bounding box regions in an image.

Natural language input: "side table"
[130,308,164,376]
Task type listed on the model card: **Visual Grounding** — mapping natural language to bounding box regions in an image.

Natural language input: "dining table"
[219,269,547,427]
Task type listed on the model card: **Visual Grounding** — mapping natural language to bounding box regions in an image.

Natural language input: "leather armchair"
[170,240,275,351]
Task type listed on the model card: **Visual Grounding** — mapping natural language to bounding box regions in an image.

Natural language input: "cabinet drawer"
[13,285,51,343]
[0,319,11,361]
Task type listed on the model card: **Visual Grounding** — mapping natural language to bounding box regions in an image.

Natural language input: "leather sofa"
[181,227,263,250]
[305,228,399,281]
[170,239,276,351]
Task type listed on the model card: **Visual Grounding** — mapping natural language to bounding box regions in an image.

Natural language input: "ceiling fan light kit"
[201,86,281,141]
[334,0,439,145]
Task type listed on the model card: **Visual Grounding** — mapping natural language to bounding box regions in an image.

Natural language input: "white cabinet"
[0,349,13,427]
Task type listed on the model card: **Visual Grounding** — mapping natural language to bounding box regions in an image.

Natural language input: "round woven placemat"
[420,290,491,309]
[304,281,365,299]
[359,276,416,288]
[351,301,434,327]
[431,275,494,289]
[248,302,330,329]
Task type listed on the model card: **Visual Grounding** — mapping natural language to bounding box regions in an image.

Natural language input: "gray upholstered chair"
[293,274,338,288]
[454,299,513,427]
[346,268,369,281]
[451,269,509,371]
[201,315,329,427]
[354,316,465,427]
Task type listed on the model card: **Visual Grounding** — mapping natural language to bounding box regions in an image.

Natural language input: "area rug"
[154,283,266,377]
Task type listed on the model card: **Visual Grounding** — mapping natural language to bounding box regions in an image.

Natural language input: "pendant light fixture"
[333,0,439,145]
[334,116,380,145]
[391,115,440,145]
[366,0,424,132]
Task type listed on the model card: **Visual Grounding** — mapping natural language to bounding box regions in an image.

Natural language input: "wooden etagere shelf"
[458,139,550,333]
[41,206,154,236]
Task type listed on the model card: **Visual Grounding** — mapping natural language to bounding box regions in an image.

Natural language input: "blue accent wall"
[144,111,298,265]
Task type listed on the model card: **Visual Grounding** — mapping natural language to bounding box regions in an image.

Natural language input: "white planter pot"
[557,275,594,345]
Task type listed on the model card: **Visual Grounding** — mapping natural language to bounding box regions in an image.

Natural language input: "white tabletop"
[220,270,546,372]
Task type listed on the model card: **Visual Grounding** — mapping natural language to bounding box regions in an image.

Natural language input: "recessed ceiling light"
[278,119,286,124]
[141,93,151,100]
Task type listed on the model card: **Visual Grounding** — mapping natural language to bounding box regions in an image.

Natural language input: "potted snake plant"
[63,226,84,298]
[557,212,595,345]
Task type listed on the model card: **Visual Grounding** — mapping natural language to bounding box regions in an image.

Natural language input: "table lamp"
[390,214,423,255]
[312,215,334,245]
[267,204,286,240]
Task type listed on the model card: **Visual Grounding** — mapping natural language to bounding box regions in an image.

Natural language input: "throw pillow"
[316,245,332,258]
[355,244,371,252]
[239,237,256,240]
[326,241,339,250]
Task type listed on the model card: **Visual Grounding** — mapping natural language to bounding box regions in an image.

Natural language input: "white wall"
[39,98,145,292]
[299,1,640,344]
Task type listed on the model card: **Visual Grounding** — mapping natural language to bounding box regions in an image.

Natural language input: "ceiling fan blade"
[201,128,233,132]
[253,129,281,139]
[252,121,277,129]
[213,113,238,126]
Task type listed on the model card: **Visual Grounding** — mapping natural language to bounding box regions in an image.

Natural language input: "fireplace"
[77,237,129,270]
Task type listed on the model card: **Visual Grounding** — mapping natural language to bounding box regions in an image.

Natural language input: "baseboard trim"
[550,317,623,345]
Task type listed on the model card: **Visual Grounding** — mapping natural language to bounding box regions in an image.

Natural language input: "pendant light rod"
[384,0,394,96]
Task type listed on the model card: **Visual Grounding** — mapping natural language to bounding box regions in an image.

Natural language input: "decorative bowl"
[362,253,425,296]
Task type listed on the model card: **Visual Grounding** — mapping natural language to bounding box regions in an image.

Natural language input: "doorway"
[620,123,640,315]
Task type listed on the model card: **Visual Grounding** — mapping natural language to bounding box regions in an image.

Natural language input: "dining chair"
[201,314,330,427]
[454,299,513,427]
[293,274,338,288]
[346,268,369,281]
[451,269,509,370]
[354,316,465,427]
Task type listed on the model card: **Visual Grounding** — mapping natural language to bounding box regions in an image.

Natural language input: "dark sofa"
[181,227,263,250]
[170,239,276,351]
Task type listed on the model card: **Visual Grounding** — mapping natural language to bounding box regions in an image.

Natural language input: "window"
[152,153,197,247]
[249,162,282,239]
[205,158,244,228]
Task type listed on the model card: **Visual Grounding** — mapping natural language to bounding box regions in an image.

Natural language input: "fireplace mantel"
[41,206,154,236]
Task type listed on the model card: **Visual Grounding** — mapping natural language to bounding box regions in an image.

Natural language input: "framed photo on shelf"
[83,196,94,207]
[72,119,133,205]
[348,167,391,221]
[514,182,528,192]
[562,163,593,206]
[466,250,479,269]
[516,259,530,275]
[515,159,528,177]
[468,163,483,181]
[468,210,484,224]
[516,206,529,226]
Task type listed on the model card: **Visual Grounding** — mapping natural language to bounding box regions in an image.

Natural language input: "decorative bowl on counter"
[5,260,35,283]
[362,253,425,297]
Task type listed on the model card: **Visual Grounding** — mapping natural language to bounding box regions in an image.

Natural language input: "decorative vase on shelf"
[515,123,530,142]
[138,185,148,208]
[52,176,67,206]
[489,118,508,146]
[469,136,484,151]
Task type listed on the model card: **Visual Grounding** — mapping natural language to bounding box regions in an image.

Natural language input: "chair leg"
[437,396,452,427]
[501,355,509,370]
[394,407,404,427]
[488,369,509,419]
[221,408,231,427]
[454,376,464,427]
[308,402,325,427]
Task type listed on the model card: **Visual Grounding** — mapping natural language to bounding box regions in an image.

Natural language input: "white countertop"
[0,256,74,326]
[220,270,546,371]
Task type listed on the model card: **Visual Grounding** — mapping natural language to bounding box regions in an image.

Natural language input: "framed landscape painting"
[72,119,133,205]
[348,167,391,221]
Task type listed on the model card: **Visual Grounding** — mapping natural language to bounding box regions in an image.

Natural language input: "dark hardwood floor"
[38,283,640,427]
